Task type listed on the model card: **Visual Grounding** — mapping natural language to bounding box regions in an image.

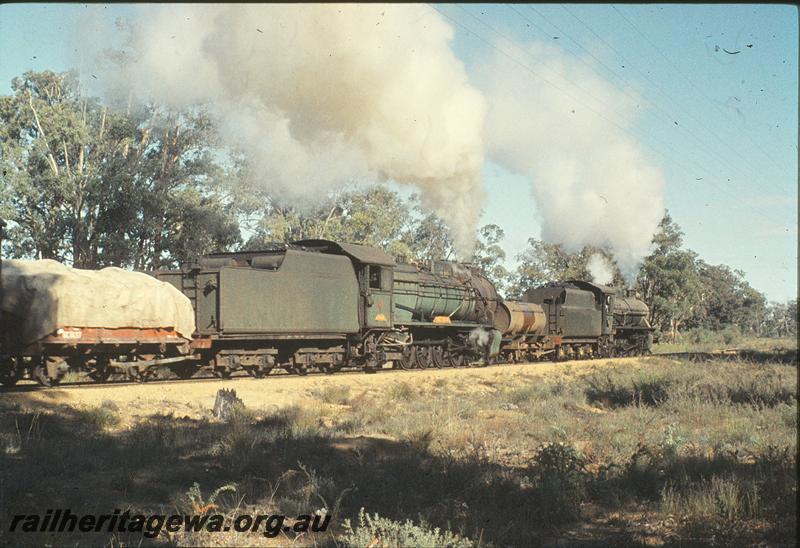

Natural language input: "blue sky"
[0,3,797,301]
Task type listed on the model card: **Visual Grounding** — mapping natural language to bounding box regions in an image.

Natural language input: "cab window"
[369,266,381,289]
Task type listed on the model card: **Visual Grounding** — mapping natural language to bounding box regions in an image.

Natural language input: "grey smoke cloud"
[82,4,486,256]
[587,253,614,285]
[478,41,664,281]
[81,7,665,274]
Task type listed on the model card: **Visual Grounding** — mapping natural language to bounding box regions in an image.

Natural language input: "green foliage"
[529,442,589,522]
[340,508,476,548]
[508,238,623,299]
[1,72,783,343]
[637,211,778,340]
[0,70,240,269]
[469,224,513,296]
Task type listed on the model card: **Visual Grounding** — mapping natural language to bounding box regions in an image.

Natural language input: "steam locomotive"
[0,230,653,386]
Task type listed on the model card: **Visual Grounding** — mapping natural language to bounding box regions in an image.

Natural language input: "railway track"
[0,351,742,393]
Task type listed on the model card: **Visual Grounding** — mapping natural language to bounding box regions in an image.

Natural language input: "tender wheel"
[213,368,232,379]
[172,363,197,380]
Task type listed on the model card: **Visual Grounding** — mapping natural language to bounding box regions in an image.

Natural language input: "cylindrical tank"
[613,295,650,327]
[392,263,498,325]
[494,301,546,335]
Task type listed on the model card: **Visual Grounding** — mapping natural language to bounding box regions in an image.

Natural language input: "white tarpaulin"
[1,259,196,345]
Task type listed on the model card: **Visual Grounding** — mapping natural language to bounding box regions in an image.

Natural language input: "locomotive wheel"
[0,357,23,386]
[431,346,446,369]
[447,351,466,368]
[415,346,433,369]
[397,346,416,370]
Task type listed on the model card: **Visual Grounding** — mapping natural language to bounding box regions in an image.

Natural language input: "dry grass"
[0,343,796,547]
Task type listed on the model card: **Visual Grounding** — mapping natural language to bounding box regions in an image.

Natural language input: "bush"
[529,443,589,523]
[340,508,476,548]
[387,381,417,401]
[78,403,120,429]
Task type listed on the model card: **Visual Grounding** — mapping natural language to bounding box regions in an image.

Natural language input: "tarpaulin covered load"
[1,259,196,346]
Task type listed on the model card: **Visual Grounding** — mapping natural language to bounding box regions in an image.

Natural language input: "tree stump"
[213,388,244,421]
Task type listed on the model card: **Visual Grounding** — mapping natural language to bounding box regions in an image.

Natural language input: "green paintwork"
[392,264,480,324]
[361,264,393,328]
[524,284,604,338]
[157,249,360,335]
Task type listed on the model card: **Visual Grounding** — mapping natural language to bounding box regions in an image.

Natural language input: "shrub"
[340,508,475,548]
[388,381,417,401]
[529,442,589,522]
[78,403,121,429]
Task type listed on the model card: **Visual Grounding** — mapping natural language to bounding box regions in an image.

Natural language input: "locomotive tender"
[0,234,654,386]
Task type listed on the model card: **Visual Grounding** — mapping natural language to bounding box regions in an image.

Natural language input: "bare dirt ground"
[1,357,644,422]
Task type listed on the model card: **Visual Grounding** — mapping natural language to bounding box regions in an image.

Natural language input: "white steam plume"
[478,42,664,281]
[81,4,485,256]
[587,253,614,285]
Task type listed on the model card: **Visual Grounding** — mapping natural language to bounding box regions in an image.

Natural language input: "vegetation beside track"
[0,342,796,547]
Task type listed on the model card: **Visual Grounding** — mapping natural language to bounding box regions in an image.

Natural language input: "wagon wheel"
[396,346,416,370]
[0,357,23,387]
[431,346,446,369]
[88,365,112,383]
[89,357,112,383]
[32,357,66,387]
[129,365,157,383]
